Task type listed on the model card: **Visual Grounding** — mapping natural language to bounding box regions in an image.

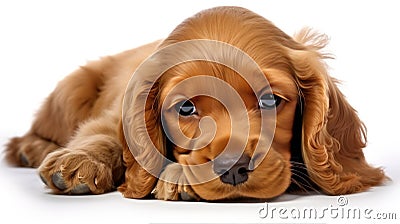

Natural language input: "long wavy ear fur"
[118,77,165,198]
[117,120,156,198]
[289,28,385,195]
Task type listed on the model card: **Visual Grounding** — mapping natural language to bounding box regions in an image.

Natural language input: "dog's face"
[119,6,385,201]
[159,62,299,199]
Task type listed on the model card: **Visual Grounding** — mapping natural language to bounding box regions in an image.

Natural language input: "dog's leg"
[154,163,200,201]
[38,109,125,194]
[6,134,61,168]
[5,66,105,168]
[4,58,125,194]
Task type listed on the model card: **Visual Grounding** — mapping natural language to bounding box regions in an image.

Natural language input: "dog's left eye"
[259,93,282,110]
[175,100,197,116]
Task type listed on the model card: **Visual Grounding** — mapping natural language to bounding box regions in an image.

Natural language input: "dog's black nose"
[213,154,251,186]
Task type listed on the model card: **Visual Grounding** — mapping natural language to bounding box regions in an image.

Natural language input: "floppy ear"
[288,29,385,195]
[117,79,166,198]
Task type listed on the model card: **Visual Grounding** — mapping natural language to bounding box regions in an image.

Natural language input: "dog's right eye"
[175,100,197,116]
[259,93,282,110]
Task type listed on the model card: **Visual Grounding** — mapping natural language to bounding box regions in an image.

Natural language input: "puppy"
[6,6,385,201]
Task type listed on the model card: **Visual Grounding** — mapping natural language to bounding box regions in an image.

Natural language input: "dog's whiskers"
[288,160,320,194]
[290,170,321,193]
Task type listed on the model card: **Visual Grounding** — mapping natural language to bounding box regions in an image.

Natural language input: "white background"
[0,0,399,223]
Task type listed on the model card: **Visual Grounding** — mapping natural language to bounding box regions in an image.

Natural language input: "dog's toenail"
[20,154,29,167]
[70,184,90,194]
[39,173,48,186]
[180,191,195,201]
[52,172,67,190]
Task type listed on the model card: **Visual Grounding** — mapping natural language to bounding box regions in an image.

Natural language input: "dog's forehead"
[161,61,270,99]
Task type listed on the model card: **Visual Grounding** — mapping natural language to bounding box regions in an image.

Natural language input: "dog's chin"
[190,178,291,201]
[184,150,292,201]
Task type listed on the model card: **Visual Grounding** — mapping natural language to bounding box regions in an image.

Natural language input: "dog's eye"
[175,100,197,116]
[259,94,282,110]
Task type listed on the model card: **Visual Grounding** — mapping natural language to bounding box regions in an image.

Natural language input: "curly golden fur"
[5,6,385,201]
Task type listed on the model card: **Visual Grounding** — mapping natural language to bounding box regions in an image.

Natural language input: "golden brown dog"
[6,6,385,201]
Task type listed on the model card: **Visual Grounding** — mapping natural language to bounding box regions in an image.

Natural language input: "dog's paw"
[38,148,114,194]
[5,135,60,168]
[153,163,200,201]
